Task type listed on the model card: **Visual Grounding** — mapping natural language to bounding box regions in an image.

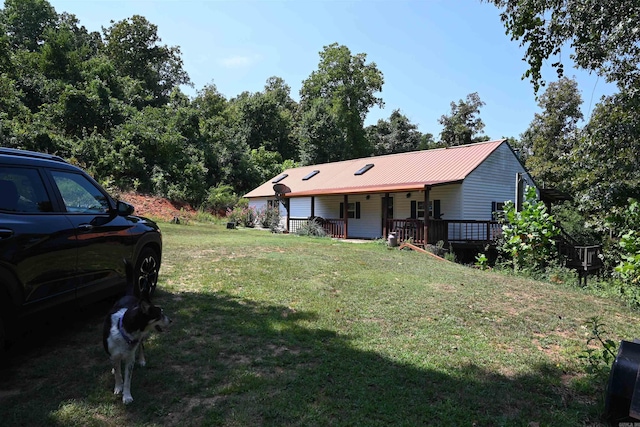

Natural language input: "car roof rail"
[0,147,67,163]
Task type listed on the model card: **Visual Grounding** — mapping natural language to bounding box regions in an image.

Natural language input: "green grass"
[2,222,640,426]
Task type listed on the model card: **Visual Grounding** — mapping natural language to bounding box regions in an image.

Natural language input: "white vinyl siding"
[461,143,533,220]
[289,197,312,218]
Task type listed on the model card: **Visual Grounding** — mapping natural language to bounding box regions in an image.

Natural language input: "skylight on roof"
[272,174,288,183]
[354,164,374,176]
[302,170,320,181]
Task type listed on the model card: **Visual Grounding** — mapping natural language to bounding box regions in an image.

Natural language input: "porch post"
[286,198,290,233]
[383,193,389,238]
[343,195,348,238]
[424,185,431,245]
[311,196,315,218]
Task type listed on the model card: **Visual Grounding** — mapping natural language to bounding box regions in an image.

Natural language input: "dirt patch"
[118,192,198,222]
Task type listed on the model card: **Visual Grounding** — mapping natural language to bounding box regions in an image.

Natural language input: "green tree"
[233,77,297,160]
[296,97,344,165]
[367,109,422,155]
[485,0,640,93]
[418,132,437,150]
[572,92,640,219]
[299,43,384,162]
[102,15,190,108]
[1,0,56,52]
[521,77,583,190]
[438,92,489,146]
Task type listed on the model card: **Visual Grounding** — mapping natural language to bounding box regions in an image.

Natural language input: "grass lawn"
[1,222,640,426]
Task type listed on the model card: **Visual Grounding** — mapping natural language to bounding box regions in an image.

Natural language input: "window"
[340,201,361,219]
[492,201,505,220]
[0,167,52,212]
[411,199,441,219]
[354,164,374,175]
[272,174,288,183]
[51,170,110,213]
[267,199,280,212]
[302,170,319,181]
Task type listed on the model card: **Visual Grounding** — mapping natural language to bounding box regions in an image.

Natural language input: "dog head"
[138,300,172,333]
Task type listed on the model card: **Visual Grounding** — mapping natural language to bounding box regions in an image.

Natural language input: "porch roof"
[244,139,506,198]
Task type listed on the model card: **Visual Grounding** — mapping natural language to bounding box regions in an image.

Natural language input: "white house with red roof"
[244,139,535,245]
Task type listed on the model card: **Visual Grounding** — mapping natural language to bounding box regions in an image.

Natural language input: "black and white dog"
[102,262,171,404]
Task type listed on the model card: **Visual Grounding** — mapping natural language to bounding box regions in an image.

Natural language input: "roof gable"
[244,139,508,198]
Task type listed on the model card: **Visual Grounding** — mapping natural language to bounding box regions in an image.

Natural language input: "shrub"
[475,253,489,270]
[204,184,238,212]
[257,205,282,232]
[499,186,560,272]
[226,205,257,228]
[296,218,327,237]
[609,199,640,285]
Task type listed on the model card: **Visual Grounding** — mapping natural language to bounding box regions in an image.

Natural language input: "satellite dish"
[273,183,291,196]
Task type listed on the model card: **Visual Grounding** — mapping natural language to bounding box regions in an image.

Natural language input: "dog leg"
[137,341,146,367]
[122,355,136,404]
[113,361,124,395]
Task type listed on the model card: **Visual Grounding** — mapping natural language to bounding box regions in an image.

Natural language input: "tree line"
[2,1,639,266]
[0,0,493,208]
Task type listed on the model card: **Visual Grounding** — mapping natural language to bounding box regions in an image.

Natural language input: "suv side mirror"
[117,201,135,216]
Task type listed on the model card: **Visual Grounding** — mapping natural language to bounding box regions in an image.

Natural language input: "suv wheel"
[135,247,159,299]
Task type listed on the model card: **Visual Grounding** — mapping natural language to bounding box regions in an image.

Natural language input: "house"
[244,139,535,247]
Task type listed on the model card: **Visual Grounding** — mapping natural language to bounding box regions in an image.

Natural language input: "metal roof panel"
[244,139,506,198]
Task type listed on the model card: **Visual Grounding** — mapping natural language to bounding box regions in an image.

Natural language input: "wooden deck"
[288,217,500,246]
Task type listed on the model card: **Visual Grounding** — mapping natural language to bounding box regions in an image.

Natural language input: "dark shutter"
[491,201,496,220]
[410,201,417,219]
[339,202,344,219]
[355,202,361,219]
[434,200,441,219]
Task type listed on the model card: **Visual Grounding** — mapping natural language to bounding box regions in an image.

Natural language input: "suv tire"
[135,247,160,299]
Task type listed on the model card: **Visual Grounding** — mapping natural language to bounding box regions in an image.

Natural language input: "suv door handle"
[0,228,14,239]
[78,224,94,232]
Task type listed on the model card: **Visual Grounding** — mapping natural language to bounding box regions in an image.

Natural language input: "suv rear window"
[0,167,53,212]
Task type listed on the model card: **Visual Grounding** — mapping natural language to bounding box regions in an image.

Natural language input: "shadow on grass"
[0,289,605,426]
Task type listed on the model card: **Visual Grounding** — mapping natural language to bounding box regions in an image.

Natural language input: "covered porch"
[288,216,500,246]
[281,186,501,246]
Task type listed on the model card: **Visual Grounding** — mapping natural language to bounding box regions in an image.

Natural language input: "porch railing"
[388,219,501,246]
[289,217,500,245]
[289,217,346,238]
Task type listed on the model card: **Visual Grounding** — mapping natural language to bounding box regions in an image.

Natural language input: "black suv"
[0,148,162,349]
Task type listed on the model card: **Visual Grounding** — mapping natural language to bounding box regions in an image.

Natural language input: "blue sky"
[49,0,616,141]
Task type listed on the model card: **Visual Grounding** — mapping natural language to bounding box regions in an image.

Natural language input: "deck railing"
[289,217,346,238]
[387,219,501,245]
[558,243,603,272]
[289,217,500,245]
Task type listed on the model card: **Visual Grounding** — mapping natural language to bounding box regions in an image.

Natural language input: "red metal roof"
[244,139,506,198]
